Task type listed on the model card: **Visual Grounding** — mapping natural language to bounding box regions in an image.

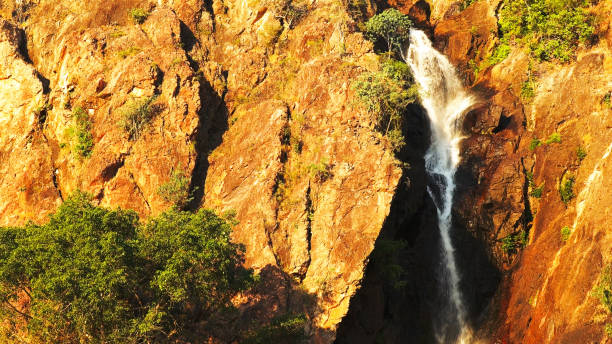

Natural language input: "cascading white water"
[404,29,476,343]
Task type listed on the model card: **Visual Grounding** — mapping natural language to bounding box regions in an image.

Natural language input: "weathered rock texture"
[0,19,60,224]
[198,0,405,337]
[0,0,408,341]
[416,0,612,342]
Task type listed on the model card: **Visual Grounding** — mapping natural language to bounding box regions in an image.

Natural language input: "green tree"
[0,192,141,343]
[138,208,253,338]
[0,192,253,343]
[364,9,412,56]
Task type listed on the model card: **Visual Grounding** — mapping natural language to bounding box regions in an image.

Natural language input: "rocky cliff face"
[0,0,409,341]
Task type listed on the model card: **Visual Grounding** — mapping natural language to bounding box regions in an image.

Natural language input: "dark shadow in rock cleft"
[187,74,228,210]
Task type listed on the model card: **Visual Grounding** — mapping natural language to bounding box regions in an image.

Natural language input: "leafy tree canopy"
[0,192,253,343]
[364,9,413,56]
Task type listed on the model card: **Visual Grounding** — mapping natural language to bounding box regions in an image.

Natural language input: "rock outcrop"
[0,19,60,224]
[0,0,409,341]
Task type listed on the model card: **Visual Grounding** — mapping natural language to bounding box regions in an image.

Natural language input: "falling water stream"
[404,29,476,343]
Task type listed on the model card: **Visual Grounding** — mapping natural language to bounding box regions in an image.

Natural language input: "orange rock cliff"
[0,0,611,342]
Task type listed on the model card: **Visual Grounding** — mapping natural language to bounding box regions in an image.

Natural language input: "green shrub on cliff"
[117,46,141,59]
[577,146,587,162]
[265,0,308,29]
[594,265,612,313]
[521,79,535,101]
[529,138,542,151]
[128,8,149,24]
[559,173,575,204]
[119,96,160,140]
[307,158,332,182]
[498,0,595,62]
[157,168,196,209]
[460,0,478,11]
[501,230,527,254]
[544,132,561,144]
[487,43,511,65]
[0,192,252,343]
[352,59,418,151]
[560,226,571,242]
[241,313,307,344]
[604,92,612,108]
[592,265,612,337]
[65,106,93,158]
[530,183,544,198]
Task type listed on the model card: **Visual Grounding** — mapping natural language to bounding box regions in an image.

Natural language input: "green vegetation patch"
[498,0,595,62]
[352,59,418,152]
[158,169,196,210]
[64,106,94,158]
[264,0,308,29]
[460,0,478,11]
[33,101,51,126]
[529,132,561,151]
[306,158,332,182]
[603,92,612,109]
[241,313,307,344]
[128,8,149,24]
[529,138,542,151]
[470,43,512,79]
[0,192,253,343]
[521,78,535,101]
[560,226,571,242]
[592,264,612,337]
[544,132,561,144]
[118,46,141,59]
[501,230,528,254]
[577,145,587,162]
[559,173,575,204]
[119,96,160,140]
[488,43,511,65]
[530,183,544,198]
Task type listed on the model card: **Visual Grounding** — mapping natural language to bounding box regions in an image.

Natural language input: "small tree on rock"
[365,9,412,56]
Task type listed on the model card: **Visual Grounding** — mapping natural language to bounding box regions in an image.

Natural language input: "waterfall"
[404,29,476,343]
